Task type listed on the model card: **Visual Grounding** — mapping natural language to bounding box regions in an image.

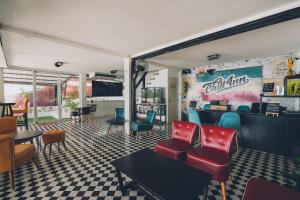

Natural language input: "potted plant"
[282,156,300,191]
[63,96,79,117]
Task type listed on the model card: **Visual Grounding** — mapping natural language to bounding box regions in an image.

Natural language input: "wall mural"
[182,66,263,113]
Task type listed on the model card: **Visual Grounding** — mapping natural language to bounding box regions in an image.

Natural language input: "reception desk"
[196,110,300,156]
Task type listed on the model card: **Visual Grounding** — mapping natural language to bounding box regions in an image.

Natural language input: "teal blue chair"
[188,108,201,126]
[219,112,241,152]
[203,104,211,110]
[115,108,124,120]
[132,111,156,138]
[237,105,251,112]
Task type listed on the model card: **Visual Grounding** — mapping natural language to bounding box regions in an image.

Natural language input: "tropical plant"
[63,96,79,111]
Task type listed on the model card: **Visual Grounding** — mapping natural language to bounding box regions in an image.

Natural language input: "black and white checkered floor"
[0,117,297,200]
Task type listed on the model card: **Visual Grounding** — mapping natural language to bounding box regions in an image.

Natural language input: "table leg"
[107,124,111,134]
[116,168,125,193]
[8,105,13,117]
[202,185,208,200]
[1,105,4,117]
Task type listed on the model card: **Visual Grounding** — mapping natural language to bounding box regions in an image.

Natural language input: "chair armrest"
[0,135,14,172]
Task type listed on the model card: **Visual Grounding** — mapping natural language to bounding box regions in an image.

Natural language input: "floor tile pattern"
[0,117,296,200]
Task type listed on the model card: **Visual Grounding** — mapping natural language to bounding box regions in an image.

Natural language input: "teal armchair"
[219,112,241,152]
[203,104,211,110]
[237,105,251,112]
[188,108,201,126]
[132,111,156,138]
[115,108,124,120]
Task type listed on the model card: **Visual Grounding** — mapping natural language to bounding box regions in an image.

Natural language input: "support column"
[124,57,132,135]
[79,73,86,107]
[177,70,182,120]
[57,73,62,120]
[0,68,4,102]
[32,71,38,124]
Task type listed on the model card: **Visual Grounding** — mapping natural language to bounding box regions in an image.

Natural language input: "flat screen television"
[92,81,123,97]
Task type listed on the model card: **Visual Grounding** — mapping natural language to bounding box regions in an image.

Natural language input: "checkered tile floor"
[0,117,297,200]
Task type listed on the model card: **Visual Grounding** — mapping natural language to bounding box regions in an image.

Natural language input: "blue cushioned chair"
[203,104,211,110]
[237,105,251,112]
[115,108,124,120]
[132,111,156,138]
[219,112,241,152]
[188,108,201,126]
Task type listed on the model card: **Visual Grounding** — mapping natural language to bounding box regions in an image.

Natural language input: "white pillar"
[0,68,4,102]
[79,73,86,107]
[57,73,62,120]
[32,71,38,123]
[124,57,132,135]
[177,70,182,120]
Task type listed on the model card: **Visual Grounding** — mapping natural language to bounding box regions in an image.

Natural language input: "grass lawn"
[27,116,57,124]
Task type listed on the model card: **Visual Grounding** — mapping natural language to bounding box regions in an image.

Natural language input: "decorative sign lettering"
[203,75,250,95]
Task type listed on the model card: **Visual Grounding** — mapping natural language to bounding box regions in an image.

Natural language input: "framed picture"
[285,76,300,96]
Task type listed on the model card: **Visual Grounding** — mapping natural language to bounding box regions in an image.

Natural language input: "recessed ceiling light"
[54,61,64,67]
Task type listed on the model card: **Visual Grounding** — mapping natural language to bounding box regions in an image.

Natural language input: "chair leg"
[235,135,239,152]
[32,157,39,170]
[220,182,227,200]
[49,143,52,156]
[228,175,232,182]
[62,141,67,151]
[9,170,14,189]
[57,142,60,148]
[43,144,47,153]
[24,113,29,130]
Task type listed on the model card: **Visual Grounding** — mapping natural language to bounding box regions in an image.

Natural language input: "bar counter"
[196,110,300,156]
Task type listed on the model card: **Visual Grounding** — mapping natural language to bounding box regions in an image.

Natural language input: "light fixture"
[207,54,220,61]
[54,61,64,67]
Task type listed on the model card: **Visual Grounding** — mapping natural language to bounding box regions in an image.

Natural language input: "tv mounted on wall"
[92,81,123,97]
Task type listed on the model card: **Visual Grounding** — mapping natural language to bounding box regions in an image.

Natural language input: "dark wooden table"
[111,148,212,200]
[0,102,16,117]
[14,130,43,151]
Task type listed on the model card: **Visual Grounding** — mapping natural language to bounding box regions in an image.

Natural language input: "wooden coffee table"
[111,148,212,200]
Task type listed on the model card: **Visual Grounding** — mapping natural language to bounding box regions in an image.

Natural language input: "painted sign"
[202,74,250,95]
[182,66,263,112]
[195,66,262,102]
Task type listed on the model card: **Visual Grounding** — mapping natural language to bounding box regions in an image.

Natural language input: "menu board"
[266,103,280,114]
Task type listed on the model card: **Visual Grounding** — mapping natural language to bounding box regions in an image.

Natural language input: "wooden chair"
[0,134,38,189]
[13,98,30,130]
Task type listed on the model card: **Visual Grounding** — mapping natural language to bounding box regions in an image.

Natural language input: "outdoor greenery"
[27,116,57,124]
[63,91,79,111]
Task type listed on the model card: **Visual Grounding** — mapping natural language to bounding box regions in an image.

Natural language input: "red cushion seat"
[186,147,232,182]
[154,120,197,160]
[243,177,300,200]
[154,138,193,160]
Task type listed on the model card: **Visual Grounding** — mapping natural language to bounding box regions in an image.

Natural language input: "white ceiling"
[0,0,299,73]
[148,18,300,68]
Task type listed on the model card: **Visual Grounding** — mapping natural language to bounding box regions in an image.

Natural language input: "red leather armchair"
[154,120,197,160]
[243,177,300,200]
[185,125,236,200]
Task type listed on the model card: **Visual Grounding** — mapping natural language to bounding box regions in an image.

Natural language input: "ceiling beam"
[0,24,125,59]
[133,6,300,61]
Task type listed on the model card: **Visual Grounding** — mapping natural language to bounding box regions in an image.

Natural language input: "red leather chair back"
[200,125,236,155]
[172,120,197,145]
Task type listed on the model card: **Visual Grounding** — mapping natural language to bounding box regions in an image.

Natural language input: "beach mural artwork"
[182,66,263,112]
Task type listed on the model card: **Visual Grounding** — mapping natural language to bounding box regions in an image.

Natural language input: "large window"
[3,68,75,124]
